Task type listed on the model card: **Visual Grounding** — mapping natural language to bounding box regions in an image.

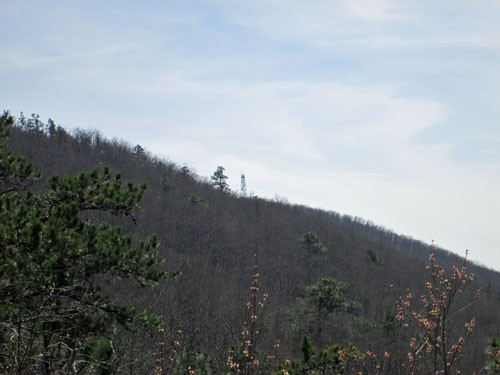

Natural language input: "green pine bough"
[0,111,178,374]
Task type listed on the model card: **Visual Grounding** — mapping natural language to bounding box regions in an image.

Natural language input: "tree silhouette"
[211,166,229,192]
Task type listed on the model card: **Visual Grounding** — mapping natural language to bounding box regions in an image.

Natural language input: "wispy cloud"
[214,0,500,51]
[0,43,140,72]
[1,0,500,270]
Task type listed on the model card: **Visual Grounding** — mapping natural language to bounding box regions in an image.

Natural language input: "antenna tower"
[240,173,247,196]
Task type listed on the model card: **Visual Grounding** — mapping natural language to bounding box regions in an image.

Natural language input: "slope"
[6,114,500,374]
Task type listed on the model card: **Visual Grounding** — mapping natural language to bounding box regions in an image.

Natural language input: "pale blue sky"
[1,0,500,270]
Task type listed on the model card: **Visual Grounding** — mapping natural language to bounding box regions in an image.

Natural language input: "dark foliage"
[0,113,177,374]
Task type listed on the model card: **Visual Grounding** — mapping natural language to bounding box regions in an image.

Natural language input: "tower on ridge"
[240,173,247,197]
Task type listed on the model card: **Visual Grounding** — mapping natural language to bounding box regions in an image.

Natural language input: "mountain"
[5,114,500,374]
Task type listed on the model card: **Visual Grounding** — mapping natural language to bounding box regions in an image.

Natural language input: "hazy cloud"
[1,0,500,270]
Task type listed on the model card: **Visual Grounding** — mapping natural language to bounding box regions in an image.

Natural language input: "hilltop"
[4,113,500,374]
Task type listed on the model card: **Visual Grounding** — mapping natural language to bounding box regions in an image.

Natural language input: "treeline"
[2,112,500,374]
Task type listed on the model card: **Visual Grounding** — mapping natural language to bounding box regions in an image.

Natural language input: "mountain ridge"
[5,113,500,373]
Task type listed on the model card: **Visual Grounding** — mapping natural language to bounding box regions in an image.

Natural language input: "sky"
[1,0,500,271]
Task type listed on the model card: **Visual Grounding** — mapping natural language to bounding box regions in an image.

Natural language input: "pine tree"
[211,166,229,192]
[0,112,177,374]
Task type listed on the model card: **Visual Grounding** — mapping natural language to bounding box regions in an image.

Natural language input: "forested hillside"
[299,206,500,290]
[2,113,500,374]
